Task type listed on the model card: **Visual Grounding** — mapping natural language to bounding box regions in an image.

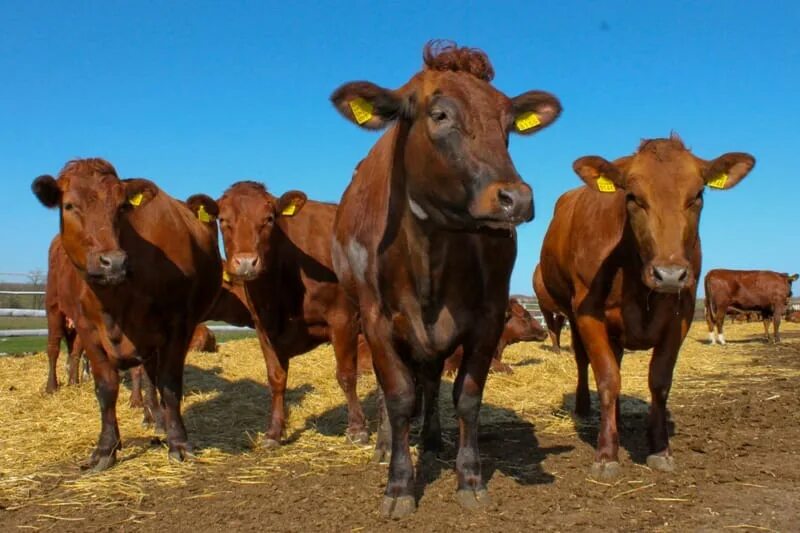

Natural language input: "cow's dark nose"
[232,254,260,279]
[497,184,534,222]
[88,250,128,285]
[652,265,689,292]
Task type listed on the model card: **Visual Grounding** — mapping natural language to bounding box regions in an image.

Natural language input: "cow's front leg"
[575,314,622,481]
[82,347,122,471]
[158,323,193,462]
[420,360,444,458]
[256,329,289,448]
[452,333,498,510]
[646,318,688,473]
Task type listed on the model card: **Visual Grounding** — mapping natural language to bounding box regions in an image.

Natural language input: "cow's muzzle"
[231,253,261,280]
[645,263,693,294]
[86,250,128,285]
[471,182,534,228]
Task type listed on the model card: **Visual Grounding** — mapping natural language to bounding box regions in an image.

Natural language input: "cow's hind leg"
[45,316,64,393]
[571,322,591,417]
[420,360,444,458]
[329,314,368,444]
[129,365,144,408]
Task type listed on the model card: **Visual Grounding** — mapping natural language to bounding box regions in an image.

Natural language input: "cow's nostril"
[652,267,664,282]
[497,189,515,209]
[251,256,259,268]
[678,269,688,282]
[99,255,112,268]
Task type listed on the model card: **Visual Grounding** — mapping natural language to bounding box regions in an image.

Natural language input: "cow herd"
[29,41,796,519]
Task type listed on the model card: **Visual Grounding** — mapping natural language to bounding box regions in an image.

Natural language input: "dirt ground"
[2,321,799,532]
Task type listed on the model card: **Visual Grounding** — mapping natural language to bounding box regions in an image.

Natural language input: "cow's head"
[786,273,799,298]
[32,159,157,285]
[505,298,548,342]
[573,135,755,293]
[330,40,561,231]
[217,181,306,280]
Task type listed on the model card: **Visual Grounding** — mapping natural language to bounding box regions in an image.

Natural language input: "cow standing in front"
[539,135,754,480]
[32,159,221,470]
[330,40,561,517]
[216,181,367,448]
[705,269,798,344]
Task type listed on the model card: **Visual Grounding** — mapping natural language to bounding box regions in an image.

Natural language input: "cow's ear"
[573,155,630,193]
[186,194,219,223]
[32,175,60,208]
[123,178,158,208]
[703,152,755,190]
[277,191,307,218]
[330,81,405,130]
[789,273,799,282]
[510,91,562,135]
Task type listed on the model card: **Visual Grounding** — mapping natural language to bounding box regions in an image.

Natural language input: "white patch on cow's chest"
[408,195,428,220]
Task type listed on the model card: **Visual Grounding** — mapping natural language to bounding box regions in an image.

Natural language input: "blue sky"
[1,1,798,294]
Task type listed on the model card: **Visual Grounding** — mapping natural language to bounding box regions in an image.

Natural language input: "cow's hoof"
[456,488,491,510]
[261,437,281,449]
[380,495,416,519]
[80,452,116,472]
[346,428,370,445]
[45,384,58,394]
[646,454,676,472]
[168,443,196,463]
[590,460,621,481]
[372,447,391,464]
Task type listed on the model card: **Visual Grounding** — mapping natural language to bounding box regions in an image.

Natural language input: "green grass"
[0,316,47,329]
[0,336,47,355]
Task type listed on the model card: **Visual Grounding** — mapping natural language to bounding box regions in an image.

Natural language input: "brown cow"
[217,181,367,448]
[705,269,798,344]
[44,235,88,392]
[330,40,561,516]
[442,298,548,374]
[32,158,222,470]
[539,134,754,480]
[188,324,217,352]
[533,263,567,353]
[787,310,800,323]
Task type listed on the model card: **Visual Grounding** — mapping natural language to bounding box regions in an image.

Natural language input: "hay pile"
[1,321,798,514]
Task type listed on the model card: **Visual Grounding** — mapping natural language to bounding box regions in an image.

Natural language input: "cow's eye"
[626,193,647,209]
[64,203,74,211]
[430,108,448,123]
[266,215,275,224]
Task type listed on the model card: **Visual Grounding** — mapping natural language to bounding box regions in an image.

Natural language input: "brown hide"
[32,158,222,469]
[330,40,561,514]
[533,263,567,353]
[204,270,254,328]
[705,269,797,343]
[44,235,88,392]
[217,181,365,446]
[539,135,754,478]
[189,324,217,352]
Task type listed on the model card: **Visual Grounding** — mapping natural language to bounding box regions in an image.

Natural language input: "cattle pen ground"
[2,322,799,532]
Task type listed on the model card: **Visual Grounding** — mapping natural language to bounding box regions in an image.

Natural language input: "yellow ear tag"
[281,202,298,216]
[222,270,231,283]
[128,193,144,206]
[349,98,373,125]
[707,173,728,189]
[515,111,541,132]
[596,176,616,193]
[197,204,212,223]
